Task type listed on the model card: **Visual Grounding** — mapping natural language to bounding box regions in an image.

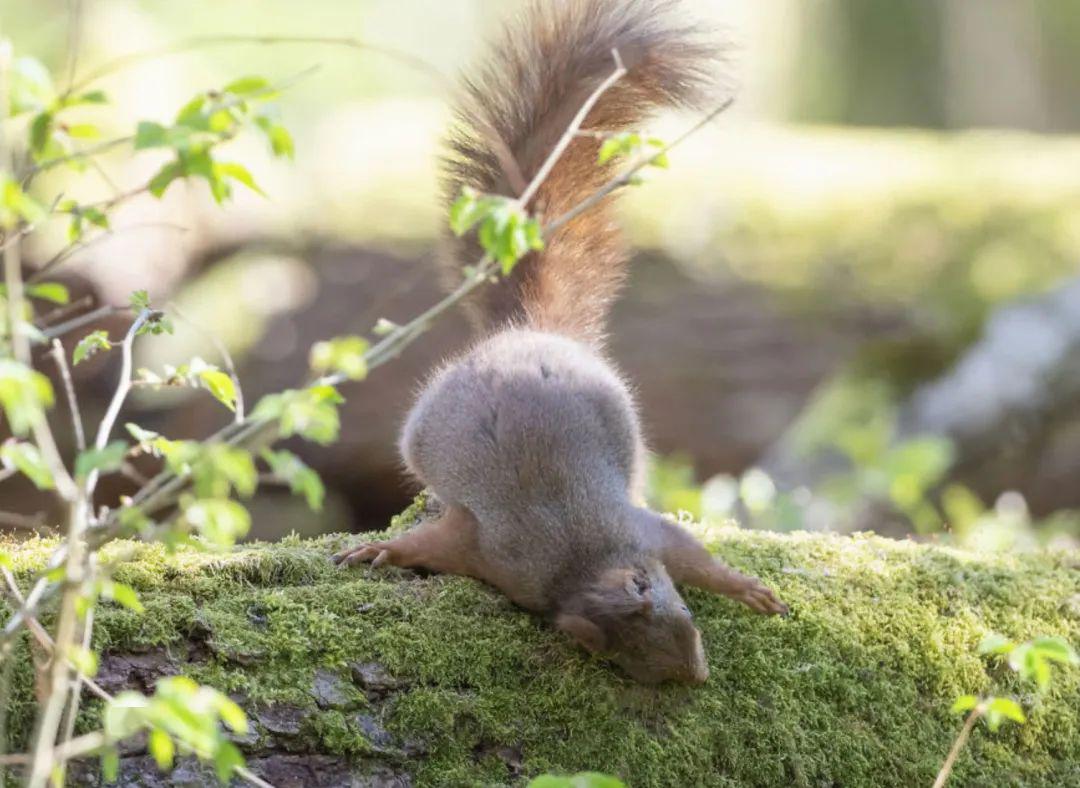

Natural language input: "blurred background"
[3,0,1080,550]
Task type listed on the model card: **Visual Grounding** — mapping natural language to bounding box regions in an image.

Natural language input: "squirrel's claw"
[333,543,393,568]
[736,579,789,617]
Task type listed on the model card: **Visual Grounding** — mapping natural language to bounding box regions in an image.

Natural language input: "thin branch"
[0,567,108,703]
[23,135,133,182]
[50,339,86,452]
[41,304,125,341]
[24,496,90,787]
[64,0,85,91]
[58,574,94,764]
[168,301,245,423]
[69,35,450,95]
[35,294,95,328]
[516,49,626,209]
[85,309,153,503]
[932,707,983,788]
[545,97,735,236]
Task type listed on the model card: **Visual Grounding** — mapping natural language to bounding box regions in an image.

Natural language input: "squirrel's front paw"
[736,578,789,617]
[333,542,397,569]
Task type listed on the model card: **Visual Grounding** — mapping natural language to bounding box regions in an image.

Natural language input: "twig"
[545,97,735,236]
[22,135,133,183]
[24,496,90,787]
[35,294,95,328]
[168,301,245,423]
[517,49,626,209]
[41,304,125,341]
[65,0,85,91]
[85,309,153,502]
[0,567,108,703]
[50,339,86,452]
[932,706,983,788]
[57,563,94,768]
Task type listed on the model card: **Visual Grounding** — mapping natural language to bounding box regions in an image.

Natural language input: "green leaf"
[0,550,10,570]
[65,123,101,140]
[9,56,55,115]
[224,75,270,96]
[161,441,256,499]
[309,335,369,381]
[984,697,1026,732]
[75,441,129,479]
[103,691,152,740]
[0,175,47,228]
[76,90,108,105]
[262,449,325,511]
[148,727,175,770]
[0,440,55,490]
[0,359,55,436]
[73,330,113,365]
[125,422,162,444]
[213,741,244,783]
[30,111,54,155]
[217,698,248,734]
[255,116,294,159]
[198,369,238,412]
[1031,636,1080,666]
[978,633,1016,656]
[104,581,144,613]
[129,290,151,312]
[27,282,69,305]
[67,644,98,677]
[950,694,979,715]
[1010,644,1047,690]
[252,386,344,445]
[133,121,170,149]
[147,159,185,198]
[182,498,251,548]
[528,775,626,788]
[372,318,398,336]
[174,94,210,130]
[101,748,120,782]
[214,161,265,197]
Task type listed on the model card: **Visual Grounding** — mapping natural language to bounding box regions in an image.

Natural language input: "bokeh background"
[3,0,1080,549]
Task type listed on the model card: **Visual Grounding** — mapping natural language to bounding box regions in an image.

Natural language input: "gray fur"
[401,329,648,606]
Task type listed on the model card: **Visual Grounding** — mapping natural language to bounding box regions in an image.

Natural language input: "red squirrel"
[335,0,788,684]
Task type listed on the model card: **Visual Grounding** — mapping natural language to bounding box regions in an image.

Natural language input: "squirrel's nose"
[688,661,709,685]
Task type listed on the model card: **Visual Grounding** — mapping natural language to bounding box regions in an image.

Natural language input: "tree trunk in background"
[896,276,1080,514]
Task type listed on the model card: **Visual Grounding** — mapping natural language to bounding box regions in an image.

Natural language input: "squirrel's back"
[441,0,720,345]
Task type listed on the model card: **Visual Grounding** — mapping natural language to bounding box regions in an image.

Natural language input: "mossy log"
[3,503,1079,787]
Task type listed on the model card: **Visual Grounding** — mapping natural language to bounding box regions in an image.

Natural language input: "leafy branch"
[933,633,1079,788]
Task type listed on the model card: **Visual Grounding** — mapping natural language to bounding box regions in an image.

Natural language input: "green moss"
[3,519,1079,787]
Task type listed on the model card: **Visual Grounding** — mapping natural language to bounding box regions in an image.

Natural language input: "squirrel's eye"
[680,604,692,617]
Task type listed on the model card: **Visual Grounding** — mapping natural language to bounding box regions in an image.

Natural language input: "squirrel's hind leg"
[333,504,481,577]
[646,514,789,617]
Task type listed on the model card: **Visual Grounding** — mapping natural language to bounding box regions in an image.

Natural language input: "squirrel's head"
[556,560,708,685]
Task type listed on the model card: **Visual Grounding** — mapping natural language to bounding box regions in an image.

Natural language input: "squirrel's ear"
[555,613,607,654]
[626,569,653,614]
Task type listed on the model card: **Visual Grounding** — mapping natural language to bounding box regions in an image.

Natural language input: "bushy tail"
[440,0,721,345]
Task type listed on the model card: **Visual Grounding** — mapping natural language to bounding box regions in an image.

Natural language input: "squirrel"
[334,0,788,685]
